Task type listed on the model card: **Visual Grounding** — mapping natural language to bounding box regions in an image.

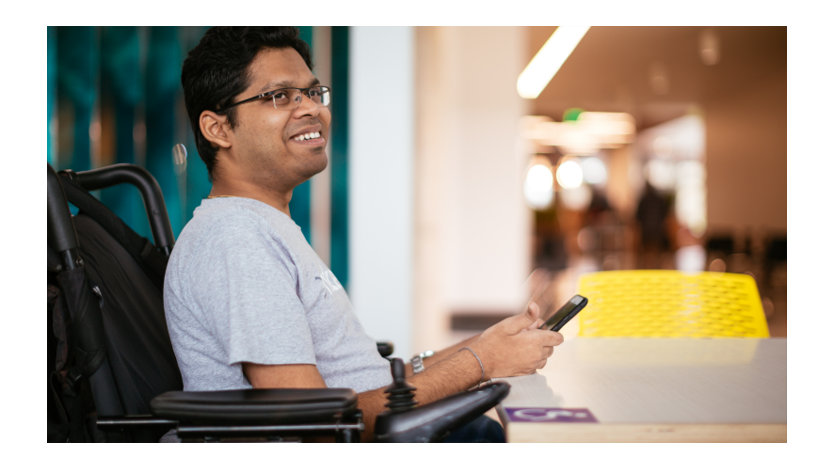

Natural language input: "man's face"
[225,47,331,192]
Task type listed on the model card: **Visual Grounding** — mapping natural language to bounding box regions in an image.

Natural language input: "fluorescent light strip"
[517,26,590,99]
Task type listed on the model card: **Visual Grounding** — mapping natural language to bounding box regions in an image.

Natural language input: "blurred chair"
[764,236,786,264]
[577,270,769,338]
[705,234,734,256]
[763,235,787,289]
[704,234,734,268]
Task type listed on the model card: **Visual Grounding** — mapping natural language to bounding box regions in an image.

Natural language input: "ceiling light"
[521,112,635,154]
[523,157,556,209]
[517,26,590,99]
[556,158,584,189]
[580,156,608,186]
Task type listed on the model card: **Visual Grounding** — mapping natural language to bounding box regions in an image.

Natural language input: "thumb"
[504,304,540,333]
[526,301,541,319]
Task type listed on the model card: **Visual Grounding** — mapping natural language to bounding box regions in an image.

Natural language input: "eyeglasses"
[218,85,331,112]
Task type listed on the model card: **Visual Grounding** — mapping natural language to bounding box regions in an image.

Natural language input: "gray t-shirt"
[163,197,391,393]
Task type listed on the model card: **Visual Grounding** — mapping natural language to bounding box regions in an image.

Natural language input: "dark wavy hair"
[181,27,312,180]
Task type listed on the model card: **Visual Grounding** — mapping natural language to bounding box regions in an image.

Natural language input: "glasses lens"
[311,86,331,107]
[270,89,291,108]
[269,86,331,109]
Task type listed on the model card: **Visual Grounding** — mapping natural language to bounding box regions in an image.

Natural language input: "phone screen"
[539,295,588,331]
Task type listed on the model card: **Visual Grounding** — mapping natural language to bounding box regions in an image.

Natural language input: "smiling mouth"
[292,131,323,142]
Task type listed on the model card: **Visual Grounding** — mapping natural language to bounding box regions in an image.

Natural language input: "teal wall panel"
[57,27,97,172]
[289,26,314,243]
[47,27,57,166]
[330,26,350,288]
[145,27,184,235]
[99,26,143,234]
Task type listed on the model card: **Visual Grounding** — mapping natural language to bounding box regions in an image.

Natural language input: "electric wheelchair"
[47,163,509,443]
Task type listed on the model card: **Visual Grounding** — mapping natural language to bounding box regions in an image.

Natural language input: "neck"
[208,182,293,216]
[210,155,298,216]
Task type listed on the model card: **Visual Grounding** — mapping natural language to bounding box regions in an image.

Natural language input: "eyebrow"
[257,77,321,94]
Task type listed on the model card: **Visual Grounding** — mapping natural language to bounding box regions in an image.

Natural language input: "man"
[164,26,563,442]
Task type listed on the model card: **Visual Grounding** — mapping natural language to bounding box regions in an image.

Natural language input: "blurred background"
[47,26,786,356]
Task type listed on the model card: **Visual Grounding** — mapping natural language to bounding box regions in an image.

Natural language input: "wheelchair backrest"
[48,164,182,442]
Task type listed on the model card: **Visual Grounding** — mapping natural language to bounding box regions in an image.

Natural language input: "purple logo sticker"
[505,407,598,423]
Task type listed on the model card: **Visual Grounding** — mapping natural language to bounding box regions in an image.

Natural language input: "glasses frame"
[217,85,332,113]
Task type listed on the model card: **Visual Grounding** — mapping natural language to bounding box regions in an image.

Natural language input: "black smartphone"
[539,295,588,331]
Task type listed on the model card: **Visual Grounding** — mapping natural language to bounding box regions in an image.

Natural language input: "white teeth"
[294,131,321,142]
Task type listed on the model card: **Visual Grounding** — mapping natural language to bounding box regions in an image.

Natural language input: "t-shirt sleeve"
[190,211,317,367]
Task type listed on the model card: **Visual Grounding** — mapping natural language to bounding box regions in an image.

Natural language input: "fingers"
[501,308,541,334]
[532,329,563,346]
[476,333,563,378]
[478,310,565,377]
[533,345,556,371]
[526,301,540,319]
[526,317,545,331]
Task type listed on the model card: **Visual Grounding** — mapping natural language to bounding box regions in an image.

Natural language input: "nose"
[292,90,320,117]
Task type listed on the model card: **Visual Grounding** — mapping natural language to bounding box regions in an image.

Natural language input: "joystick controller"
[383,358,417,412]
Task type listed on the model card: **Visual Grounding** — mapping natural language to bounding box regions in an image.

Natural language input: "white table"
[495,338,786,442]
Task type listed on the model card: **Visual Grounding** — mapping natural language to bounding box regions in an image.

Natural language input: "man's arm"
[243,360,477,442]
[244,305,562,441]
[412,302,545,374]
[243,363,327,388]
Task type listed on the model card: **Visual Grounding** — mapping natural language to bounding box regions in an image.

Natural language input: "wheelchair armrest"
[150,388,358,425]
[374,381,511,443]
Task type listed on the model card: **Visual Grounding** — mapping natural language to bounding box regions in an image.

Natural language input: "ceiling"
[525,26,787,130]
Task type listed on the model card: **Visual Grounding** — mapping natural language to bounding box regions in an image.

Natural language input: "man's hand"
[524,302,546,330]
[468,302,564,379]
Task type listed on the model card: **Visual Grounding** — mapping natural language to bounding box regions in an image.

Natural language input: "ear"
[199,110,233,150]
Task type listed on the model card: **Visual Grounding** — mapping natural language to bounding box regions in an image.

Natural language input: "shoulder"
[180,198,294,249]
[165,199,300,297]
[170,198,305,275]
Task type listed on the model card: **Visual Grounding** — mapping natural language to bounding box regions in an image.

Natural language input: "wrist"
[409,350,435,374]
[459,345,487,383]
[470,338,496,378]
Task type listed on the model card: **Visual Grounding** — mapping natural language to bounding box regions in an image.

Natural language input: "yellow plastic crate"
[577,270,770,338]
